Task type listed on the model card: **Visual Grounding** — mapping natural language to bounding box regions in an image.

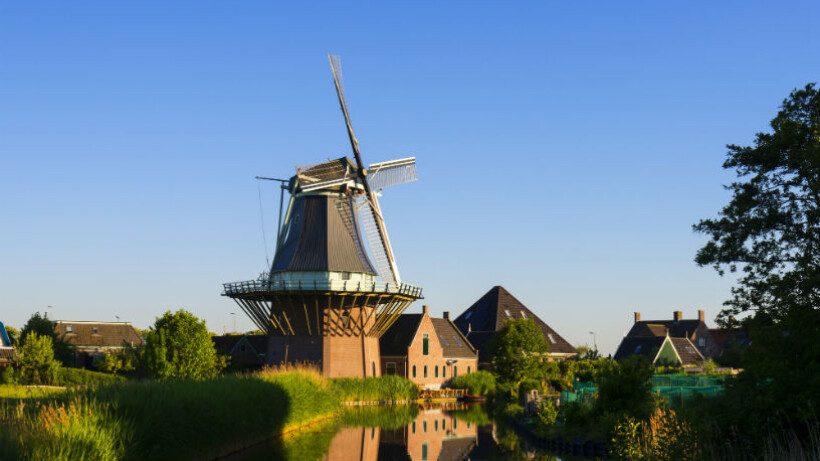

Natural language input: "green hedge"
[56,368,127,386]
[450,370,496,396]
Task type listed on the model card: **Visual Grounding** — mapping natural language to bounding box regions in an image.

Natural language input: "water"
[225,404,588,461]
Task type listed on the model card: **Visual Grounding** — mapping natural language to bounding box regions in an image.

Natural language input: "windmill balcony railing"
[222,279,423,298]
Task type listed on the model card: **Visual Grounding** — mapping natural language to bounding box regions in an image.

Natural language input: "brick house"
[382,407,478,461]
[380,305,478,389]
[453,286,578,365]
[212,334,266,370]
[624,310,721,359]
[0,321,13,367]
[54,321,145,368]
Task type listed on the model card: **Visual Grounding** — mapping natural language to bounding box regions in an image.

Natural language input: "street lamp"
[230,312,237,333]
[588,331,597,351]
[47,306,54,320]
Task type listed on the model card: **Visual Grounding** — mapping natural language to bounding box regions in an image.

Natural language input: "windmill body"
[223,57,422,378]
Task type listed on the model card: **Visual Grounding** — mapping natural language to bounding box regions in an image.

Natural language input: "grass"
[0,384,68,400]
[0,365,420,461]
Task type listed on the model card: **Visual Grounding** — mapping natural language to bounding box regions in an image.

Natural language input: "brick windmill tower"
[223,55,422,378]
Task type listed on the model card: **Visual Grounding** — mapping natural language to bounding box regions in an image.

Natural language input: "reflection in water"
[227,404,581,461]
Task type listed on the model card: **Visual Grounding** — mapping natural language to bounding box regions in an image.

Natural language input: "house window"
[635,344,643,353]
[424,365,428,378]
[521,311,528,319]
[66,325,73,333]
[423,333,429,355]
[440,335,449,346]
[372,362,376,376]
[341,271,351,280]
[454,418,457,429]
[434,420,438,432]
[698,338,706,347]
[412,365,417,378]
[435,365,439,378]
[423,421,427,433]
[443,364,447,378]
[454,366,458,377]
[465,311,472,319]
[422,442,428,461]
[505,309,512,317]
[442,418,446,431]
[547,334,556,344]
[467,365,471,374]
[92,328,99,334]
[386,362,396,375]
[412,422,416,433]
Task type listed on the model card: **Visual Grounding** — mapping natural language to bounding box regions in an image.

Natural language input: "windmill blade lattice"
[367,157,418,190]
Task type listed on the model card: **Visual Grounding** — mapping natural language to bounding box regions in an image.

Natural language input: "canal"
[224,403,589,461]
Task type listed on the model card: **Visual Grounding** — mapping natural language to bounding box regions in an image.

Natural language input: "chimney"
[634,312,641,323]
[698,310,705,322]
[443,311,450,320]
[673,311,682,321]
[422,305,429,315]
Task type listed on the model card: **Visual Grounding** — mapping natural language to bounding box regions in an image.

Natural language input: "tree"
[693,83,820,323]
[17,333,61,385]
[693,83,820,431]
[144,309,223,380]
[596,356,655,420]
[4,325,19,347]
[487,318,549,389]
[20,312,72,365]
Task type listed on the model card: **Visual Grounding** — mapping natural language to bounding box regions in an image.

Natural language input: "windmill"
[223,55,422,378]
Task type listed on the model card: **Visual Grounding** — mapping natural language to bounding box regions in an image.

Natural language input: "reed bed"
[0,384,68,400]
[331,375,419,402]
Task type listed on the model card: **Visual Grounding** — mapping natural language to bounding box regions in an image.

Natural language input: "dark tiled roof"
[669,337,703,365]
[613,336,667,362]
[440,437,477,461]
[627,320,703,339]
[55,322,144,349]
[464,331,495,362]
[379,314,423,356]
[453,286,577,355]
[431,318,476,359]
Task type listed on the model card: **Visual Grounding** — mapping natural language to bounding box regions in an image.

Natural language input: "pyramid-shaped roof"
[453,286,577,357]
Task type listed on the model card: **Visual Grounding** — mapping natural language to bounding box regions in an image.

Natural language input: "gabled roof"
[613,336,667,362]
[380,314,423,356]
[55,321,144,349]
[453,286,577,355]
[212,334,266,361]
[431,318,476,359]
[613,335,704,366]
[627,319,704,339]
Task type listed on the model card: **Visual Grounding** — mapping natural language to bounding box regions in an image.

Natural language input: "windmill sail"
[367,157,418,190]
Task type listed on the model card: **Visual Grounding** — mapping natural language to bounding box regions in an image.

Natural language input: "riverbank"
[0,366,420,461]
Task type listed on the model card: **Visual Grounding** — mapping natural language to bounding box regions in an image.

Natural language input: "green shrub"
[535,398,558,428]
[449,370,496,396]
[56,368,127,386]
[597,356,655,420]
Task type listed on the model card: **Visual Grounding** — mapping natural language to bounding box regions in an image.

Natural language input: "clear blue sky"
[1,1,818,354]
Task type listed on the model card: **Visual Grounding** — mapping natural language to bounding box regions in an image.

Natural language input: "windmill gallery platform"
[223,56,422,378]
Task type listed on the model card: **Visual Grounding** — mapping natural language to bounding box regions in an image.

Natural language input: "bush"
[596,356,655,420]
[331,375,418,402]
[535,398,558,428]
[55,368,127,386]
[449,370,496,396]
[610,409,696,461]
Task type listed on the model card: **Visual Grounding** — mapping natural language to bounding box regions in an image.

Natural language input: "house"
[380,305,478,389]
[613,334,704,366]
[54,321,145,368]
[212,334,266,369]
[381,407,478,461]
[0,321,14,367]
[452,286,577,364]
[625,310,721,359]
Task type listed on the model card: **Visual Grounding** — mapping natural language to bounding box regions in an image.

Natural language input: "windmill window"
[423,333,429,355]
[547,334,556,344]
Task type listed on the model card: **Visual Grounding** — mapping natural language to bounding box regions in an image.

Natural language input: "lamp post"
[230,312,237,333]
[589,331,597,352]
[47,306,54,320]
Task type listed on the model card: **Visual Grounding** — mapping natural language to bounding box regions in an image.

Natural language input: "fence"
[561,374,726,406]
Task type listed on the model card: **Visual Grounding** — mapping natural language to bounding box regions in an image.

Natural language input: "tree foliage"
[694,83,820,323]
[144,309,223,380]
[20,312,72,365]
[596,356,655,420]
[17,333,61,385]
[487,318,548,388]
[4,325,19,347]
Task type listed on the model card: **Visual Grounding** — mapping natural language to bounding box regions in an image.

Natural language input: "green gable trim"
[654,338,682,366]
